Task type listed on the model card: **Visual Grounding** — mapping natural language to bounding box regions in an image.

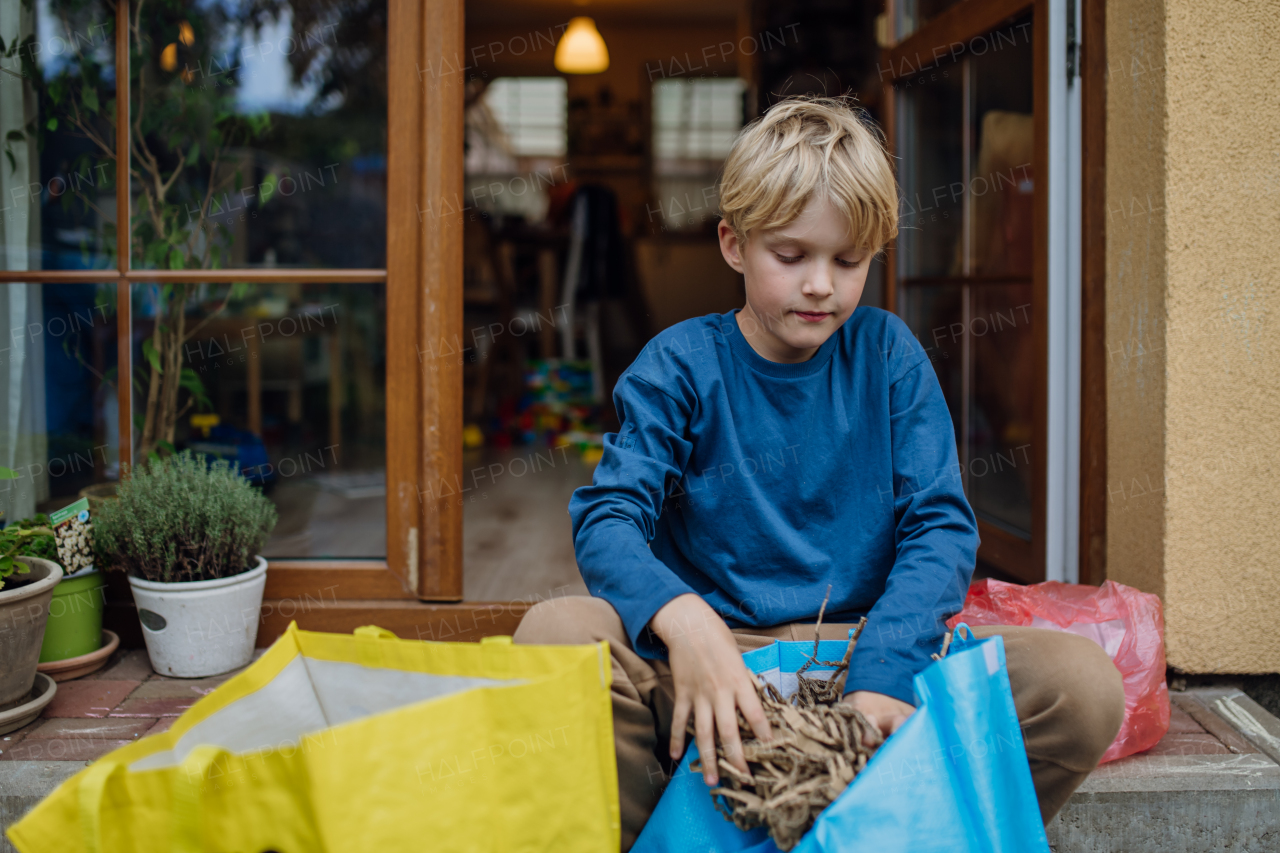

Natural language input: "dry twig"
[931,629,953,661]
[690,594,882,850]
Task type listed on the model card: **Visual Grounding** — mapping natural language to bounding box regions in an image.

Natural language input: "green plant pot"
[38,569,107,663]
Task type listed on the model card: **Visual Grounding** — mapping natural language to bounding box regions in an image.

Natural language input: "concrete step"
[0,761,82,853]
[1047,688,1280,852]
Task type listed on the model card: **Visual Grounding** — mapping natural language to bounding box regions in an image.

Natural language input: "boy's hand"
[650,594,773,786]
[844,690,915,745]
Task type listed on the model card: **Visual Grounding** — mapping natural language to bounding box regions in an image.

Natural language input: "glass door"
[0,0,435,605]
[885,1,1046,582]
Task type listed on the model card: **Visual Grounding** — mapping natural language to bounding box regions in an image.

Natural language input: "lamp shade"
[555,17,609,74]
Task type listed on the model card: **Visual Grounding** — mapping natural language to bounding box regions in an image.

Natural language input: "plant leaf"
[179,367,211,411]
[0,466,19,479]
[83,87,100,115]
[258,171,278,206]
[45,117,58,131]
[142,336,163,374]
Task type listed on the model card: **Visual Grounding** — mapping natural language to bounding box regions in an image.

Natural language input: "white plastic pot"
[127,556,268,678]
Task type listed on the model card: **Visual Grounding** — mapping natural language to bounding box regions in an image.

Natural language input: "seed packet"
[50,497,94,575]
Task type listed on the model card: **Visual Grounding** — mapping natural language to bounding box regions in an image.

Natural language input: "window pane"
[464,77,568,221]
[0,283,119,523]
[131,281,385,557]
[1,1,117,271]
[479,78,567,159]
[969,19,1034,277]
[128,0,387,270]
[897,0,964,40]
[896,55,962,278]
[652,78,744,162]
[650,77,745,232]
[901,284,962,438]
[967,283,1033,536]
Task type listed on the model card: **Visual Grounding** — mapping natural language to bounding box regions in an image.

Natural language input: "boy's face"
[718,194,874,364]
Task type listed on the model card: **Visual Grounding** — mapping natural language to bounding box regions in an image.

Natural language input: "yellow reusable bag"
[7,622,619,853]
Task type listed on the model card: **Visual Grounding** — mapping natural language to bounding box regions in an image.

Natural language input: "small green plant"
[0,516,59,590]
[95,451,277,583]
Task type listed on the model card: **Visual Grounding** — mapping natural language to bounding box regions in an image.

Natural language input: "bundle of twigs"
[690,600,883,851]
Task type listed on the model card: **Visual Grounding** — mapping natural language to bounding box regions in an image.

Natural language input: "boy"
[514,96,1124,850]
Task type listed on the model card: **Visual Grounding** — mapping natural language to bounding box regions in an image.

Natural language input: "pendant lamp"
[555,17,609,74]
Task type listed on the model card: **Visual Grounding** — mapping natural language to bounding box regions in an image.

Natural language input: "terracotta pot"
[0,557,64,709]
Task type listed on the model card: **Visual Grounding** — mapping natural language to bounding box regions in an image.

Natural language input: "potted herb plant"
[94,451,277,677]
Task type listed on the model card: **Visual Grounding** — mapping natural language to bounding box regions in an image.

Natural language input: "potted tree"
[94,451,277,677]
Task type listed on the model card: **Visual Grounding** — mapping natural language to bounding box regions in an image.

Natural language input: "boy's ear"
[717,221,746,274]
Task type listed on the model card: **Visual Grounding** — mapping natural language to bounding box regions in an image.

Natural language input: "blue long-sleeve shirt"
[568,307,979,705]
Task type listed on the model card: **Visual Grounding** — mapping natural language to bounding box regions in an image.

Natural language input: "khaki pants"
[514,596,1125,851]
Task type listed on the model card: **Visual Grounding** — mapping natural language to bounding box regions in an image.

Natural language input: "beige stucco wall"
[1106,0,1280,673]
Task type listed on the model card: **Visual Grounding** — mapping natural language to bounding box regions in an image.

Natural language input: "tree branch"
[158,154,186,201]
[181,285,238,344]
[72,190,113,226]
[63,97,114,161]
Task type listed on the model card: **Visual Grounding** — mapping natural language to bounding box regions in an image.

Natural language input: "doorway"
[455,0,893,603]
[444,0,1089,606]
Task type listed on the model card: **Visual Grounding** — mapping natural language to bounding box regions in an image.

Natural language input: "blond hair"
[718,96,898,250]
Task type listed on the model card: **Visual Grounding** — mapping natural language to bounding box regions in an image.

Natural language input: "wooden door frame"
[880,0,1047,583]
[1078,0,1106,585]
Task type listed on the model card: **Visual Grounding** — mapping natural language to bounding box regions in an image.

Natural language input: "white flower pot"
[127,556,268,678]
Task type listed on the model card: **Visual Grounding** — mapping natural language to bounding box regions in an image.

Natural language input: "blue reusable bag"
[631,625,1050,853]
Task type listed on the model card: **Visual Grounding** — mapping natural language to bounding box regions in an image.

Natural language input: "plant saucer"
[0,674,57,736]
[37,630,120,682]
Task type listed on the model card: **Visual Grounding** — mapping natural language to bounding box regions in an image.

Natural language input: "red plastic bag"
[946,578,1168,763]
